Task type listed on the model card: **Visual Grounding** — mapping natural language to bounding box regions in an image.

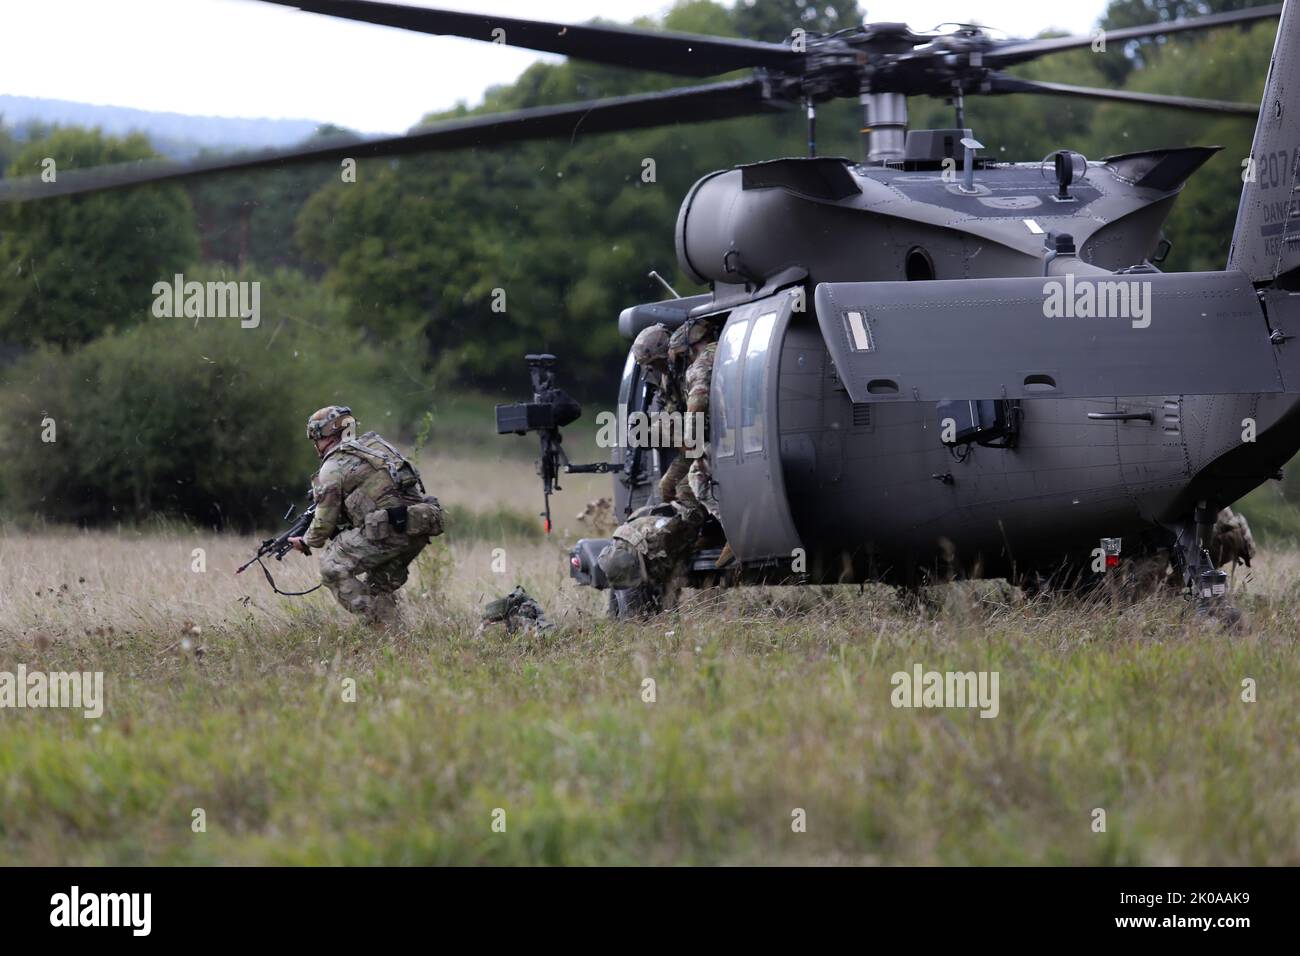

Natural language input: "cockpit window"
[714,319,749,459]
[741,311,777,455]
[616,348,638,449]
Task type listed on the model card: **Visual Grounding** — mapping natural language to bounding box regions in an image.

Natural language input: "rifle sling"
[254,555,323,597]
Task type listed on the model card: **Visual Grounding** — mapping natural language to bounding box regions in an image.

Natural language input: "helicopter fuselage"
[600,146,1300,588]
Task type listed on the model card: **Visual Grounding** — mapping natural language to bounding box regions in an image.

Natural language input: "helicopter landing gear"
[1170,502,1244,631]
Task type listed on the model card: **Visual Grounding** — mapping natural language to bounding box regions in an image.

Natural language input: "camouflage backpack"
[481,586,553,634]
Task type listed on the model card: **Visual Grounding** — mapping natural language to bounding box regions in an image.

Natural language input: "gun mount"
[495,354,621,533]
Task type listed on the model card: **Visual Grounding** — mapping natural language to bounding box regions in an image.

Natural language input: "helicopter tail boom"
[1229,0,1300,285]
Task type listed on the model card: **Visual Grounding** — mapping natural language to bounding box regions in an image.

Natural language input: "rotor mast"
[862,92,908,163]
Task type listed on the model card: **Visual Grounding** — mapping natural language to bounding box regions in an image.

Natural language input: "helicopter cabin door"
[710,288,804,565]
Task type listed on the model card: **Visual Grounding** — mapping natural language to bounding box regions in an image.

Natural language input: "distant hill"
[0,94,341,160]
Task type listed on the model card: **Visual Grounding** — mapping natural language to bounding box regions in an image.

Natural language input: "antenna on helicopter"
[1053,150,1076,201]
[648,270,681,299]
[959,137,984,193]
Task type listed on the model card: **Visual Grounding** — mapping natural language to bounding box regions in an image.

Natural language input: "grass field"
[2,450,1300,865]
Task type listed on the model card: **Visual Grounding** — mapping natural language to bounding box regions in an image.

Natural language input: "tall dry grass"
[2,455,1299,865]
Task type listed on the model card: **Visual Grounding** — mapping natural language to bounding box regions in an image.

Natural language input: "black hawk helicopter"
[4,1,1298,620]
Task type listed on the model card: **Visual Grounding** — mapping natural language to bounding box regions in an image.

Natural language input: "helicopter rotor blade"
[5,4,1279,203]
[985,74,1259,116]
[985,3,1283,67]
[251,0,805,77]
[0,78,782,202]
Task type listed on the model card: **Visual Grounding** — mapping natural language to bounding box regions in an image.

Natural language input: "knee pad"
[319,557,351,585]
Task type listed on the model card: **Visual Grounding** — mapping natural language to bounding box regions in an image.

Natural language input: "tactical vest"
[658,368,685,416]
[613,517,655,552]
[613,503,682,557]
[331,431,427,523]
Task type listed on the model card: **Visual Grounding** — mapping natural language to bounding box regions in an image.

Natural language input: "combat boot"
[365,593,403,630]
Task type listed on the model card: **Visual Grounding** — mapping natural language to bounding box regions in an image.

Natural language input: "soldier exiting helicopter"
[597,498,706,615]
[630,318,719,516]
[614,317,732,606]
[668,317,721,530]
[630,323,692,510]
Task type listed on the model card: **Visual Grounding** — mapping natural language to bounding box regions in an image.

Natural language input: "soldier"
[1210,506,1256,570]
[630,323,697,510]
[630,318,721,509]
[668,316,719,522]
[597,499,706,614]
[289,405,443,627]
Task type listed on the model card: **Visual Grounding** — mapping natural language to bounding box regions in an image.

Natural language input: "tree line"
[0,0,1285,527]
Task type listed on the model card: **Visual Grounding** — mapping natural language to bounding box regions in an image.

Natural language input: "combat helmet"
[631,323,671,368]
[306,405,356,442]
[597,540,646,589]
[668,316,714,363]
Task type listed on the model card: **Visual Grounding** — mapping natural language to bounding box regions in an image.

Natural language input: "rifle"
[236,501,322,596]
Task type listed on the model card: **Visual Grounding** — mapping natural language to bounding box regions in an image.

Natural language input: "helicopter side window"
[616,348,638,445]
[714,319,749,459]
[741,311,778,455]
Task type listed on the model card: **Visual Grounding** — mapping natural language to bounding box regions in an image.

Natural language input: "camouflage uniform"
[1210,507,1255,569]
[480,586,553,635]
[632,324,698,510]
[652,372,695,508]
[637,322,718,516]
[681,339,717,518]
[302,430,442,625]
[597,500,705,610]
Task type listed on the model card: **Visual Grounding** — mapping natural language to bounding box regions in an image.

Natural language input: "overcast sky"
[2,0,1111,133]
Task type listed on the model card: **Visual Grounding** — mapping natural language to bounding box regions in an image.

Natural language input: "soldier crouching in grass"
[289,405,443,628]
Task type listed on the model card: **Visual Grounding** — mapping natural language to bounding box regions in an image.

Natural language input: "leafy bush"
[0,319,312,529]
[0,266,437,530]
